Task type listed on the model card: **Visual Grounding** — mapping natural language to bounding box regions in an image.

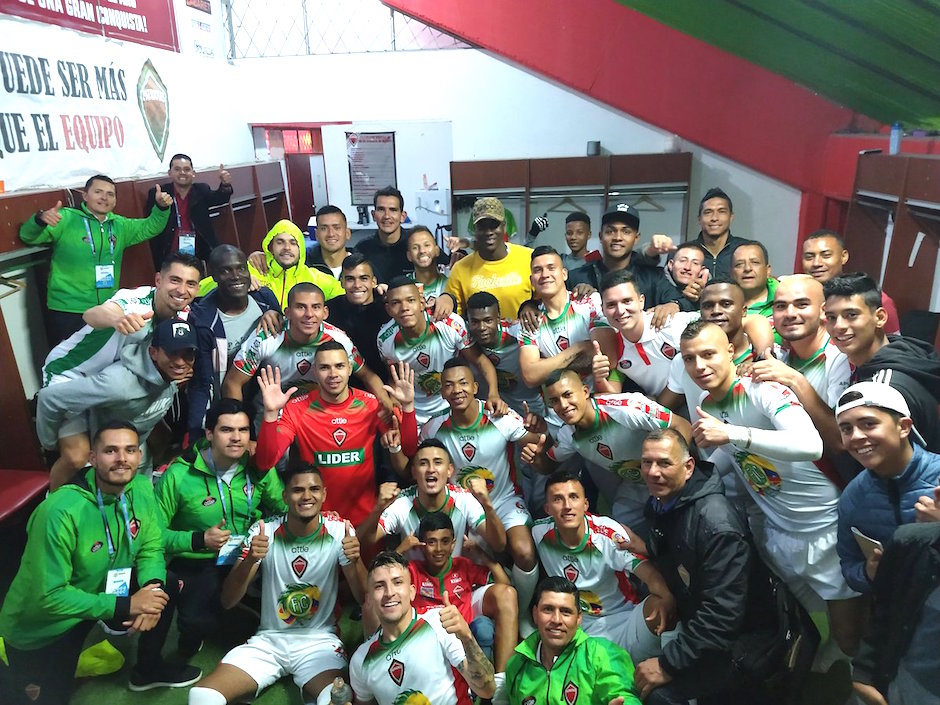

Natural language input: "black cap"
[151,318,198,352]
[601,204,640,230]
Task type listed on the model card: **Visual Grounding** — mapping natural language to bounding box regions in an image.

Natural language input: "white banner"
[0,14,254,192]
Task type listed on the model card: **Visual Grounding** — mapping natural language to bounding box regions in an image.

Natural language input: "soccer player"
[403,512,518,671]
[188,465,366,705]
[0,422,191,704]
[494,576,641,705]
[254,341,416,526]
[362,439,506,560]
[308,205,352,278]
[377,276,505,424]
[532,469,674,661]
[349,550,496,704]
[406,225,452,312]
[680,320,864,656]
[223,282,391,411]
[523,368,690,533]
[418,358,542,632]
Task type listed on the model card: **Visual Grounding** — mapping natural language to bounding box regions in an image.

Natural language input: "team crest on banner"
[136,59,170,160]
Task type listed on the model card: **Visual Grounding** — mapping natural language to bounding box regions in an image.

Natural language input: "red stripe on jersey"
[586,514,625,543]
[813,456,847,490]
[634,342,651,366]
[615,569,642,605]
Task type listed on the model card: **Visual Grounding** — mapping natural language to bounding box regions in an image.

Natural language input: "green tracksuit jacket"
[155,439,286,560]
[0,468,166,650]
[19,201,170,313]
[500,627,641,705]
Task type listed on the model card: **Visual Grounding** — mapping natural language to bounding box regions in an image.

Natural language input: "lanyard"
[83,218,115,261]
[96,489,133,558]
[205,450,253,532]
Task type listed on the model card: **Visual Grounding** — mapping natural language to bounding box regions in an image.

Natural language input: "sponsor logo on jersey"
[462,442,476,461]
[291,555,308,578]
[579,589,603,616]
[416,352,431,369]
[563,563,579,582]
[661,342,677,359]
[596,443,613,460]
[297,358,311,376]
[332,428,347,446]
[388,659,405,686]
[420,580,434,599]
[202,496,216,507]
[458,466,495,493]
[618,358,632,369]
[91,540,104,553]
[556,335,570,351]
[564,681,579,705]
[129,517,140,539]
[276,582,320,624]
[331,417,347,424]
[612,459,643,483]
[314,449,365,466]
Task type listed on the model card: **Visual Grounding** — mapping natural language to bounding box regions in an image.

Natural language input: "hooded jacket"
[0,468,165,650]
[20,201,170,313]
[155,438,286,560]
[248,220,344,309]
[36,340,180,450]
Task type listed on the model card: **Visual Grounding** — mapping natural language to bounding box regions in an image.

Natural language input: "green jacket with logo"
[155,438,286,560]
[0,468,166,650]
[19,201,170,313]
[500,627,641,705]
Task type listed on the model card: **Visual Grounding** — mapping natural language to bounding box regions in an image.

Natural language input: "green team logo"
[276,582,320,625]
[457,466,495,492]
[417,371,441,396]
[611,459,643,483]
[734,451,782,496]
[579,588,603,616]
[314,449,365,466]
[394,691,431,705]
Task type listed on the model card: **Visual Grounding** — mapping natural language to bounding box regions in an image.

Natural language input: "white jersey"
[479,319,542,416]
[232,321,363,394]
[350,608,467,705]
[532,513,644,622]
[696,377,839,533]
[378,485,486,560]
[421,401,529,504]
[667,342,756,420]
[607,311,699,396]
[777,335,850,408]
[241,512,351,633]
[409,272,449,312]
[377,312,470,423]
[42,286,165,386]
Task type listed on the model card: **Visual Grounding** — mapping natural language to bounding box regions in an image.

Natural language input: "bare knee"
[485,584,518,620]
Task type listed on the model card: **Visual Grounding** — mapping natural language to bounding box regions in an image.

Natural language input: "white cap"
[835,381,926,447]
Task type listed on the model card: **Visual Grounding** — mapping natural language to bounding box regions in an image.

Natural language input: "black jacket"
[852,522,940,696]
[567,255,682,307]
[692,232,750,281]
[305,245,342,279]
[326,294,392,384]
[147,181,234,267]
[646,465,774,678]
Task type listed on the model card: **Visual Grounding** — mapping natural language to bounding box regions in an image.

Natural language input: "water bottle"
[889,122,902,155]
[330,676,354,704]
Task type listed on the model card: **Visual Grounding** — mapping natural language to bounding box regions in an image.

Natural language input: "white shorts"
[471,584,492,619]
[582,598,661,664]
[761,523,860,601]
[221,629,347,693]
[492,492,532,530]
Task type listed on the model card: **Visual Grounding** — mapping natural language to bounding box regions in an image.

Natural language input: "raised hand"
[204,519,231,552]
[383,362,415,411]
[258,365,298,414]
[692,407,730,448]
[395,533,426,554]
[682,268,709,302]
[114,309,154,336]
[914,486,940,523]
[592,339,611,383]
[247,520,268,563]
[521,433,547,464]
[648,234,677,255]
[377,481,401,509]
[528,214,549,239]
[342,520,360,562]
[219,163,232,186]
[466,476,492,508]
[522,401,547,434]
[154,183,173,209]
[439,590,471,639]
[39,200,63,226]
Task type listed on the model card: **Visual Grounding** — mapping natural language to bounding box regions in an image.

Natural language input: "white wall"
[236,48,801,271]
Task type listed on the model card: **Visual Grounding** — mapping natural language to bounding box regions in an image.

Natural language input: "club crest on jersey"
[462,442,476,461]
[563,563,579,582]
[129,518,140,539]
[297,358,311,375]
[388,659,405,686]
[556,335,570,351]
[291,555,308,578]
[416,352,430,369]
[596,443,613,460]
[332,427,347,446]
[202,496,216,506]
[523,698,536,705]
[90,540,104,553]
[450,583,465,600]
[564,681,579,705]
[619,358,632,369]
[661,342,677,359]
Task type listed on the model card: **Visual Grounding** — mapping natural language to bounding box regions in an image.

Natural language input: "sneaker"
[128,664,202,691]
[177,634,204,659]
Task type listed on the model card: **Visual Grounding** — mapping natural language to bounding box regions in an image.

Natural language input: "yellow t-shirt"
[445,243,533,317]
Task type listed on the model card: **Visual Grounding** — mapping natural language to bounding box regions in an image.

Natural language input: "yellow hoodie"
[198,220,343,309]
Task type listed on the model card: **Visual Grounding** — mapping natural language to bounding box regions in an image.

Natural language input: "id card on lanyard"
[85,219,116,290]
[97,489,134,596]
[176,209,196,255]
[214,469,253,566]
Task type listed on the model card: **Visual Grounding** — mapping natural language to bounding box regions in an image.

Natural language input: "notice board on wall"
[346,131,396,205]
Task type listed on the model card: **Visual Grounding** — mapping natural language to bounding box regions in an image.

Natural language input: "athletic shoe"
[128,664,202,691]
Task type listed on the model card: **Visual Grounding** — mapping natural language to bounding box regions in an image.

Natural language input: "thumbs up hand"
[154,183,174,209]
[521,433,547,464]
[682,267,709,302]
[692,406,730,448]
[219,164,232,186]
[522,400,547,434]
[248,520,269,563]
[592,339,611,383]
[39,200,63,226]
[204,518,231,551]
[439,590,470,639]
[341,519,361,562]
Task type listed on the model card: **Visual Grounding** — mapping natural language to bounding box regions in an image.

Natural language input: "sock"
[189,686,227,705]
[512,563,539,637]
